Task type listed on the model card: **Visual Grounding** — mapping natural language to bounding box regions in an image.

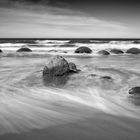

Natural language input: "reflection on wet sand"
[0,55,140,140]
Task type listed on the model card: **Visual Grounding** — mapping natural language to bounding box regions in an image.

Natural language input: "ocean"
[0,38,140,140]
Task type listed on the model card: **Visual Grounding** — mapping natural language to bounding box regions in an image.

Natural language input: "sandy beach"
[0,49,140,139]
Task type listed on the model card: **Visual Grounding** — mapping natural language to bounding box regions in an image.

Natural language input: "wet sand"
[0,55,140,139]
[1,113,140,140]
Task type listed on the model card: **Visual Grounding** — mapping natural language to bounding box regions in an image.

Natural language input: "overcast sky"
[0,0,140,38]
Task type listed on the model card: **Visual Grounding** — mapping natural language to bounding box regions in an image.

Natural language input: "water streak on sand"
[0,55,140,136]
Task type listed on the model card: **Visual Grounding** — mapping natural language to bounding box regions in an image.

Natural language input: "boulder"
[43,55,70,76]
[0,49,2,53]
[69,62,79,73]
[75,47,92,54]
[110,49,124,54]
[129,87,140,96]
[98,50,110,55]
[126,48,140,54]
[17,47,32,52]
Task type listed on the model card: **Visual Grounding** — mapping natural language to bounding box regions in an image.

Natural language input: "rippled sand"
[0,55,140,140]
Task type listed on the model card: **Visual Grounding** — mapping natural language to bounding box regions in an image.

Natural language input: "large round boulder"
[98,50,110,55]
[110,49,124,54]
[129,87,140,96]
[0,49,2,53]
[126,48,140,54]
[17,47,32,52]
[75,47,92,54]
[43,55,70,76]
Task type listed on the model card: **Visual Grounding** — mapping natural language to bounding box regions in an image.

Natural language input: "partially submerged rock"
[110,49,124,54]
[43,55,70,76]
[129,87,140,97]
[69,62,79,73]
[75,47,92,54]
[98,50,110,55]
[126,48,140,54]
[43,55,80,86]
[100,76,112,80]
[17,47,32,52]
[0,49,2,53]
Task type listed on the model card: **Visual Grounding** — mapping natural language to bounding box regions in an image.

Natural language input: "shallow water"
[0,54,140,139]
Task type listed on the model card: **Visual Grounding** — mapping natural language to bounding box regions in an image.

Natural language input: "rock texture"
[75,47,92,54]
[126,48,140,54]
[69,62,79,73]
[17,47,32,52]
[98,50,110,55]
[110,49,124,54]
[101,76,112,80]
[43,56,80,86]
[129,87,140,96]
[43,55,70,76]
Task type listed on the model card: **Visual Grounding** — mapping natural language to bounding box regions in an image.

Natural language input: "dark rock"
[98,50,110,55]
[126,48,140,54]
[133,41,140,44]
[69,62,79,73]
[0,49,2,53]
[75,47,92,54]
[17,47,32,52]
[43,55,70,76]
[101,76,112,80]
[129,87,140,96]
[43,55,80,86]
[110,49,124,54]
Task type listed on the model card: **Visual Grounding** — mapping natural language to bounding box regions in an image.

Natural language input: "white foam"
[0,43,26,47]
[35,40,70,45]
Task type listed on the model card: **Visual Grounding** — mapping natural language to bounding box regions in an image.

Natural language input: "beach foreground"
[0,54,140,139]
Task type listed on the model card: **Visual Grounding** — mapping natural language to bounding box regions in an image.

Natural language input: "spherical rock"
[17,47,32,52]
[75,47,92,54]
[129,87,140,96]
[110,49,124,54]
[98,50,110,55]
[126,48,140,54]
[43,55,70,76]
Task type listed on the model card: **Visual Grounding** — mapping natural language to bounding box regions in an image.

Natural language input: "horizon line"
[0,38,140,40]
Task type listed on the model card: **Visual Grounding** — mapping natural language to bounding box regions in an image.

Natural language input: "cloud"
[0,0,128,38]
